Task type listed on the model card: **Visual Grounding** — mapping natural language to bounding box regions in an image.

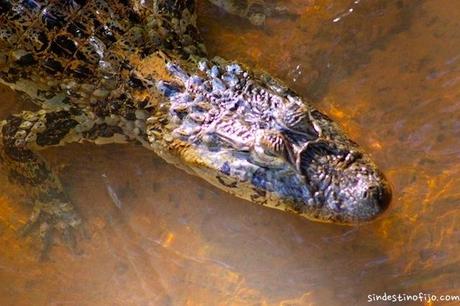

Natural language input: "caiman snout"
[365,183,392,213]
[347,178,392,223]
[294,138,391,224]
[316,163,392,224]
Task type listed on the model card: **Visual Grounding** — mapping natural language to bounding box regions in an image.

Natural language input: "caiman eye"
[278,101,319,138]
[258,131,286,156]
[282,102,308,128]
[252,130,292,168]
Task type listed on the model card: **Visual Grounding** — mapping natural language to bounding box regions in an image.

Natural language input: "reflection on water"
[0,0,459,305]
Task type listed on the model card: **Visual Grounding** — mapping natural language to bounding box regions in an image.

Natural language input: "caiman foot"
[209,0,299,26]
[252,5,299,26]
[19,199,86,261]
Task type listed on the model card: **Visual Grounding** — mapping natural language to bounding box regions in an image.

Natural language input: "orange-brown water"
[0,1,459,305]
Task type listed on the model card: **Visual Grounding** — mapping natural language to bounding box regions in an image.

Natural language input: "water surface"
[0,0,459,305]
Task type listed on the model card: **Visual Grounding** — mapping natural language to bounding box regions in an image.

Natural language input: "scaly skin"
[0,0,391,258]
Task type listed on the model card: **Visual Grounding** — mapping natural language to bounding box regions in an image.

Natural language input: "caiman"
[0,0,391,258]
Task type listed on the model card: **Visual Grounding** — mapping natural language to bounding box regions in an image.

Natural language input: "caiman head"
[148,57,391,224]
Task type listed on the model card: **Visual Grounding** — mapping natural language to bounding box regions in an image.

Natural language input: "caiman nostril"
[377,184,392,211]
[366,184,392,212]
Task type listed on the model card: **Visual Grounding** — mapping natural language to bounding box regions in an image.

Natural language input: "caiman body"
[0,0,391,256]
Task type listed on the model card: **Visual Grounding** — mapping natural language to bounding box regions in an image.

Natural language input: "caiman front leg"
[207,0,298,25]
[0,107,129,260]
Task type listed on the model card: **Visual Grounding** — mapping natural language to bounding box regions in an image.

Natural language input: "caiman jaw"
[147,56,391,224]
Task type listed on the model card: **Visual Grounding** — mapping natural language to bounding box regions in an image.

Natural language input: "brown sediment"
[0,0,459,305]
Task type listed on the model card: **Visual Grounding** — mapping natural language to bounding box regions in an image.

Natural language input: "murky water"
[0,0,459,305]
